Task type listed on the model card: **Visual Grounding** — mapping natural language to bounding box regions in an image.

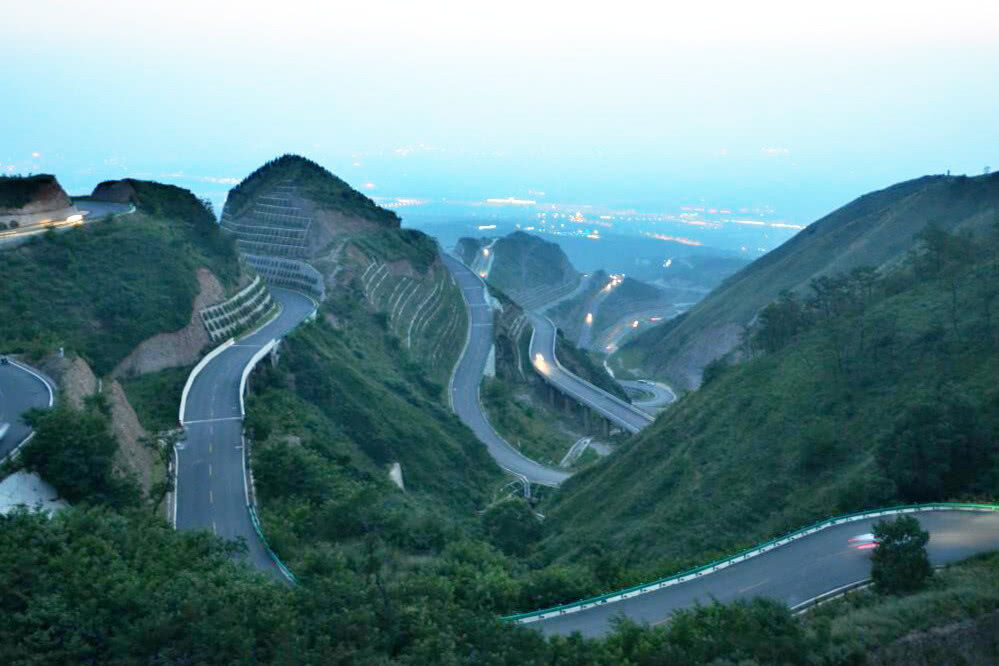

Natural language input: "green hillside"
[0,182,240,374]
[541,221,999,572]
[487,231,580,298]
[620,173,999,390]
[223,154,398,226]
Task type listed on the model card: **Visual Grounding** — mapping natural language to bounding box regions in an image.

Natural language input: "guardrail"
[248,505,299,584]
[239,339,277,417]
[1,359,57,461]
[504,502,999,624]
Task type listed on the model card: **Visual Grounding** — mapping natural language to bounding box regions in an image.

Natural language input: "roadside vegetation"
[0,185,239,374]
[17,397,143,509]
[121,365,191,432]
[3,501,996,663]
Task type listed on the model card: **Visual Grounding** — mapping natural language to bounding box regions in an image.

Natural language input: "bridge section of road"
[175,287,316,579]
[528,313,653,434]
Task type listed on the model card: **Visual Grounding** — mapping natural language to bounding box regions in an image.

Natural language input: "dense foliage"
[20,399,141,508]
[541,222,999,575]
[0,209,239,373]
[5,505,996,664]
[871,515,932,594]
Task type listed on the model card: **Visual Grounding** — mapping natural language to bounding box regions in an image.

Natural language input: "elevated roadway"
[442,253,570,487]
[528,313,653,434]
[175,287,316,578]
[527,508,999,637]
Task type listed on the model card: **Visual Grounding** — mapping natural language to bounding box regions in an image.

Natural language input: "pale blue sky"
[3,0,997,222]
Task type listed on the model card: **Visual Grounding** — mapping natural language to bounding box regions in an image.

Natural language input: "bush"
[20,402,140,508]
[871,515,932,594]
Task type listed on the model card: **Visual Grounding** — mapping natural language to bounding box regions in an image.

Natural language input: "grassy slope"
[540,227,999,572]
[244,280,503,568]
[621,173,999,388]
[121,365,192,432]
[591,277,667,341]
[0,205,239,374]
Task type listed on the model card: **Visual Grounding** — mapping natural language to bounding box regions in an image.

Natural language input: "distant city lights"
[643,232,703,247]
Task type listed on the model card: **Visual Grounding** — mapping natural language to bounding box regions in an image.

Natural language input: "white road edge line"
[179,338,235,425]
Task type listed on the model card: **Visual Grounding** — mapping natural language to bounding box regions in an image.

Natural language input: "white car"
[0,422,9,441]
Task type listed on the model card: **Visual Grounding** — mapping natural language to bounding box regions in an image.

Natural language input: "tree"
[20,403,140,508]
[871,515,931,594]
[876,391,988,502]
[481,497,542,556]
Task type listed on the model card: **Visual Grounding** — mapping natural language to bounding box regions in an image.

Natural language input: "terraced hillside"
[221,155,467,387]
[618,173,999,390]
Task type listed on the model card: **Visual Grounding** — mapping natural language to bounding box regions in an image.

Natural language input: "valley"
[1,163,997,665]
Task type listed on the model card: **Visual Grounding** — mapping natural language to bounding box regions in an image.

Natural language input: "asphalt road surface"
[0,360,54,459]
[528,313,653,434]
[619,380,676,412]
[528,509,999,637]
[175,287,316,579]
[441,254,570,487]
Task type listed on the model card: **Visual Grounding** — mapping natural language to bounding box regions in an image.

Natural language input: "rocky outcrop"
[112,268,225,378]
[90,179,138,204]
[39,354,98,409]
[107,380,157,495]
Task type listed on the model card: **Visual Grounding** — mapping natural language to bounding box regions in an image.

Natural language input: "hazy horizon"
[4,1,997,225]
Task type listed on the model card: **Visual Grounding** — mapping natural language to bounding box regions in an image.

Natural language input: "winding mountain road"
[442,253,570,487]
[618,379,676,412]
[0,359,55,460]
[528,313,653,434]
[526,508,999,637]
[175,287,316,578]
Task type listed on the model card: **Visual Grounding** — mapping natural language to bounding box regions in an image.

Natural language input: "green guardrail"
[248,504,299,585]
[502,501,999,623]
